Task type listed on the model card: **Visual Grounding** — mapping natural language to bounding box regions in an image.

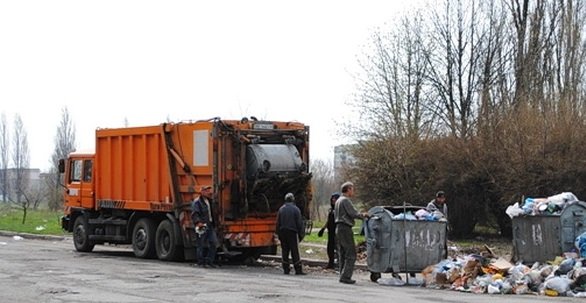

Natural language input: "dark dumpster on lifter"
[365,205,448,282]
[512,201,586,264]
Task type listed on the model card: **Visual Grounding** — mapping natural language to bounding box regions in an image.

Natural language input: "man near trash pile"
[335,181,369,284]
[276,192,306,275]
[427,190,448,220]
[192,185,218,268]
[318,192,340,269]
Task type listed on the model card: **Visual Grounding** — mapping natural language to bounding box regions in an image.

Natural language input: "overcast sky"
[0,1,419,171]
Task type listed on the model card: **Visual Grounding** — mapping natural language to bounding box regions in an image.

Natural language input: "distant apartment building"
[0,168,41,202]
[333,144,357,182]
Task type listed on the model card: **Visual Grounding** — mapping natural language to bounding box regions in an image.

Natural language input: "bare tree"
[11,114,31,223]
[0,112,8,202]
[48,107,76,211]
[353,12,433,141]
[425,0,486,139]
[310,159,336,221]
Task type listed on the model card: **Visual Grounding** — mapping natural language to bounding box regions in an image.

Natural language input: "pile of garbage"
[422,249,586,297]
[506,192,578,218]
[389,208,447,222]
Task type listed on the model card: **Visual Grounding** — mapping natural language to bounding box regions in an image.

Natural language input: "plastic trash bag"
[522,199,535,215]
[392,211,417,221]
[487,284,501,294]
[547,192,578,206]
[506,202,524,218]
[508,263,529,281]
[543,276,573,293]
[378,277,406,286]
[575,232,586,258]
[415,209,430,220]
[407,277,424,286]
[558,258,576,275]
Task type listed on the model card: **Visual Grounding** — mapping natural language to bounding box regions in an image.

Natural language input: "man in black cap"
[318,192,340,269]
[276,192,306,275]
[427,190,448,219]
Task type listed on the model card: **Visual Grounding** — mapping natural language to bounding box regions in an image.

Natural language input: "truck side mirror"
[58,159,65,173]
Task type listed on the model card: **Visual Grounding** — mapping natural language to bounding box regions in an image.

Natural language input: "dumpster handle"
[363,217,369,239]
[402,201,409,284]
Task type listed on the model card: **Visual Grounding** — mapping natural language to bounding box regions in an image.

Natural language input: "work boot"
[294,264,306,275]
[207,262,218,268]
[339,278,356,284]
[282,263,291,275]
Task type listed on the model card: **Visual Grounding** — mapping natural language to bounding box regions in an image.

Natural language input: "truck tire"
[73,216,95,252]
[156,219,179,261]
[132,218,156,259]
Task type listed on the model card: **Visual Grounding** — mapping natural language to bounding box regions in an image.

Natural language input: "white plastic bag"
[547,192,578,206]
[377,277,406,286]
[506,202,524,218]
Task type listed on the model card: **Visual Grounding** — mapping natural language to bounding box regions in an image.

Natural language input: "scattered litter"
[35,225,46,231]
[305,249,313,254]
[12,236,23,241]
[0,242,7,245]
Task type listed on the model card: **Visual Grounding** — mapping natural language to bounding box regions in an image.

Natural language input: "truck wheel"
[156,219,178,261]
[370,272,381,282]
[73,216,95,252]
[132,218,156,259]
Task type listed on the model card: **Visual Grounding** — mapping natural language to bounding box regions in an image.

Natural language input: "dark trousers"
[196,228,218,265]
[336,223,356,281]
[278,229,301,273]
[326,232,336,266]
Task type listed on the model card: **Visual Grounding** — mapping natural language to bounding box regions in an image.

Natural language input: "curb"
[0,230,68,241]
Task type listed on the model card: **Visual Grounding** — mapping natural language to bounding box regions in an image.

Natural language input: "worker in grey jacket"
[334,181,368,284]
[427,190,448,220]
[276,193,306,275]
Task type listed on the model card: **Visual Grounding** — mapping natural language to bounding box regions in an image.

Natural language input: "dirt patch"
[448,237,513,261]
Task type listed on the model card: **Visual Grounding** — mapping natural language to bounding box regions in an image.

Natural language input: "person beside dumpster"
[427,190,448,220]
[276,193,306,275]
[335,182,369,284]
[318,192,340,269]
[192,185,218,268]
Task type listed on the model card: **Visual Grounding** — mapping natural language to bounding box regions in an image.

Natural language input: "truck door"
[66,158,94,209]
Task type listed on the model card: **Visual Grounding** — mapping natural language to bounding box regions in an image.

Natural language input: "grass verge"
[0,207,65,235]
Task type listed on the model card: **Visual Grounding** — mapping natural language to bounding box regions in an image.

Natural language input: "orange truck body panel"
[62,118,311,260]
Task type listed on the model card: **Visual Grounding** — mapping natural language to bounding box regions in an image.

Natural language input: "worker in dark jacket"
[276,192,306,275]
[318,192,340,269]
[192,185,218,268]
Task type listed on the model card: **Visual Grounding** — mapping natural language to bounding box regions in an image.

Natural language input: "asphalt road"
[0,234,582,303]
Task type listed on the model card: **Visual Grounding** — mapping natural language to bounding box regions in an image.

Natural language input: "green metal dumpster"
[365,205,448,282]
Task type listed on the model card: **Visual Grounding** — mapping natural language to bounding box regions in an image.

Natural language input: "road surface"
[0,234,581,302]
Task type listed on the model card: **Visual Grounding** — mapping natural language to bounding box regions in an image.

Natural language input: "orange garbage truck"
[60,117,312,262]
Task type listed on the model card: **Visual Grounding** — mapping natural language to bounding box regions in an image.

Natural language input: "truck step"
[88,235,127,241]
[88,219,128,225]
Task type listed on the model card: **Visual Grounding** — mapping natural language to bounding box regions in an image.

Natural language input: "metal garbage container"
[365,205,448,282]
[513,201,586,264]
